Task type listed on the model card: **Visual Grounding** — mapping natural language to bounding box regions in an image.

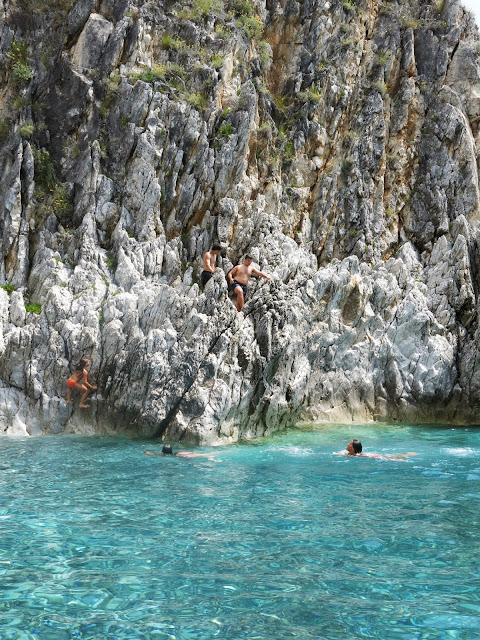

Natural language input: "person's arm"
[83,369,97,390]
[145,451,163,456]
[209,254,217,272]
[252,268,271,280]
[228,266,238,284]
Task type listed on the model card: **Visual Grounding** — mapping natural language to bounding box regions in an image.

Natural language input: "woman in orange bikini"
[66,357,97,408]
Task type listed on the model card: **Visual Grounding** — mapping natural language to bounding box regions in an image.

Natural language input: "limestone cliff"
[1,0,480,440]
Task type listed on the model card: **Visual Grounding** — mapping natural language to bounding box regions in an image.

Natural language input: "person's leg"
[79,384,90,408]
[201,271,213,287]
[66,385,72,404]
[234,285,244,311]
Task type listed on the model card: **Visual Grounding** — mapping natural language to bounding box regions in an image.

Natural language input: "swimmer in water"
[334,440,417,460]
[66,357,97,408]
[145,444,220,461]
[347,439,363,455]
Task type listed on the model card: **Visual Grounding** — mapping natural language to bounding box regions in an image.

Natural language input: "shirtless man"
[201,244,222,287]
[228,255,271,312]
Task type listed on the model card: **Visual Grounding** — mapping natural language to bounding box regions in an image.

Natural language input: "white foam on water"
[444,447,477,457]
[270,446,314,456]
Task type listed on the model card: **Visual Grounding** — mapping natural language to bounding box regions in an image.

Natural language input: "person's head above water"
[162,444,173,455]
[346,439,362,455]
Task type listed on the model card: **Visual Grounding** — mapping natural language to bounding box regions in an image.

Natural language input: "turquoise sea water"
[1,424,480,640]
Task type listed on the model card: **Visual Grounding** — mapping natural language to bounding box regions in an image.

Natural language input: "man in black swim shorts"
[230,279,247,298]
[201,244,222,287]
[228,255,271,312]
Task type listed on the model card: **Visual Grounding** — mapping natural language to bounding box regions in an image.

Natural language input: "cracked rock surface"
[1,0,480,440]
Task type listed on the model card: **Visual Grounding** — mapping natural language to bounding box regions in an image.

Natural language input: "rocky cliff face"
[1,0,480,440]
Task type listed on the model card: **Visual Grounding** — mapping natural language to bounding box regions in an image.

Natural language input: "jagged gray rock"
[1,0,480,439]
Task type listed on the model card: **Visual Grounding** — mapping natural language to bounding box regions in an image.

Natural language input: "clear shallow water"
[1,424,480,640]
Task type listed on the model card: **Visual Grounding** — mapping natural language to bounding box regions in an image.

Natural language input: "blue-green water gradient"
[1,423,480,639]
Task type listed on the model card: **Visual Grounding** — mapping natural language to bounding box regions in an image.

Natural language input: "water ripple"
[1,426,480,638]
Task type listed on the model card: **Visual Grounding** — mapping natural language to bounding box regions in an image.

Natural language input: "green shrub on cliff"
[1,284,15,294]
[258,40,272,65]
[99,74,122,118]
[106,253,117,270]
[237,14,263,39]
[283,140,295,161]
[376,51,390,66]
[49,185,71,218]
[0,120,9,140]
[13,62,32,85]
[25,302,41,314]
[341,0,356,12]
[130,65,165,84]
[34,150,56,191]
[33,150,73,223]
[402,17,421,29]
[178,0,224,20]
[227,0,253,16]
[219,123,234,136]
[166,63,186,80]
[185,92,208,109]
[373,80,387,97]
[20,123,34,138]
[8,40,32,86]
[192,0,224,16]
[161,35,186,51]
[211,54,225,70]
[214,24,233,39]
[297,87,322,103]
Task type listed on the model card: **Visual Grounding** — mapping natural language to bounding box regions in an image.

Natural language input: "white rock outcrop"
[1,0,480,439]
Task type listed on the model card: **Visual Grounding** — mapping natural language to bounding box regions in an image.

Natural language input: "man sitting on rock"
[201,244,222,287]
[228,255,271,312]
